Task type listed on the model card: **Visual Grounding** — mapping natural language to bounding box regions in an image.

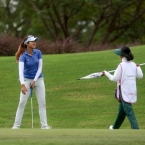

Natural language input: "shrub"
[0,35,22,56]
[0,35,141,56]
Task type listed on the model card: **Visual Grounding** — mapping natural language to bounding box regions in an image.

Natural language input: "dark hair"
[121,46,134,61]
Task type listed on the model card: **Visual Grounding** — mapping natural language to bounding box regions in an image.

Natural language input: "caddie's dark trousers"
[113,94,139,129]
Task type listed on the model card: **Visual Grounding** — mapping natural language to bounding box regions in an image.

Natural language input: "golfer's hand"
[21,84,27,94]
[136,64,140,67]
[30,81,35,89]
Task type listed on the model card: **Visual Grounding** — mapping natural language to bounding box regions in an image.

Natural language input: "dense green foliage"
[0,45,145,129]
[1,0,145,45]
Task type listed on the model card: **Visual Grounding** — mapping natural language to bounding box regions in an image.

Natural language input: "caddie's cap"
[114,48,123,56]
[24,35,39,45]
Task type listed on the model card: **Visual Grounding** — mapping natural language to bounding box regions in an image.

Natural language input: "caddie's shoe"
[41,126,51,129]
[11,126,20,129]
[109,125,113,130]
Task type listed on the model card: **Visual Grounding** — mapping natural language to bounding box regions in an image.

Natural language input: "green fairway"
[0,129,145,145]
[0,45,145,131]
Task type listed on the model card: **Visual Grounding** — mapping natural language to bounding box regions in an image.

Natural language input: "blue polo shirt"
[19,49,43,79]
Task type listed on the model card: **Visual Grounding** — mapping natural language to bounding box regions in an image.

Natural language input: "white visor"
[24,35,39,45]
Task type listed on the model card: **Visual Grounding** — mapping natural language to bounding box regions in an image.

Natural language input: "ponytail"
[15,37,27,62]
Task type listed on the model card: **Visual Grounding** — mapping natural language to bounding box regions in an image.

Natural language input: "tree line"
[0,0,145,47]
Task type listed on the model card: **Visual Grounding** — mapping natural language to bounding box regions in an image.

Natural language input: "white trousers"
[13,77,48,127]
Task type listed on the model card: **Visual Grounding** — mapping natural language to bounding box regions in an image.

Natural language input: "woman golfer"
[102,46,143,129]
[12,35,50,129]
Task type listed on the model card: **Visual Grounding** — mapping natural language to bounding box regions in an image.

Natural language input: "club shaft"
[30,87,33,129]
[31,98,33,129]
